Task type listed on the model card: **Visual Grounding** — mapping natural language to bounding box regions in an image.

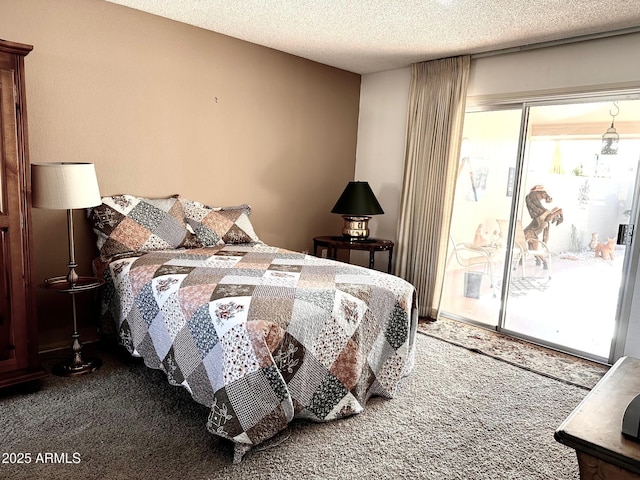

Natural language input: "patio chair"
[448,236,497,297]
[496,219,552,279]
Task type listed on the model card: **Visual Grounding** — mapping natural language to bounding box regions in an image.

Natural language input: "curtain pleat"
[395,56,470,319]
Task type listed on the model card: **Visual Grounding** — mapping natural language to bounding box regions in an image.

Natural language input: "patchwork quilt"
[100,243,417,462]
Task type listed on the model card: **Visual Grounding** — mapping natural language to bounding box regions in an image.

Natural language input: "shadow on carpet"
[418,317,609,390]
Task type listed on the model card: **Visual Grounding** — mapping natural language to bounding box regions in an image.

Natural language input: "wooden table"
[313,236,394,273]
[555,356,640,479]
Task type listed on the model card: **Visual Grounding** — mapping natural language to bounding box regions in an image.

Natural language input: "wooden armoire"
[0,39,47,389]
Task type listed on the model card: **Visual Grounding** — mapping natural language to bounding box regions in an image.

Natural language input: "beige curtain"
[395,56,470,319]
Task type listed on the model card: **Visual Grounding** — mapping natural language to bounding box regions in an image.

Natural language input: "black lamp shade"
[331,181,384,216]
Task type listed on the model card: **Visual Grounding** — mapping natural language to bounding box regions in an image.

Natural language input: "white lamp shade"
[31,162,102,209]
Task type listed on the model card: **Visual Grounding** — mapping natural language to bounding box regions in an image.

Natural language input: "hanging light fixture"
[601,101,620,155]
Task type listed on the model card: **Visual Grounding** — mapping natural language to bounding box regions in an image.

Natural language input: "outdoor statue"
[523,185,564,250]
[595,238,615,261]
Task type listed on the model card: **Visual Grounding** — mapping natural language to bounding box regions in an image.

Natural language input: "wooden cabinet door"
[0,68,28,373]
[0,40,45,388]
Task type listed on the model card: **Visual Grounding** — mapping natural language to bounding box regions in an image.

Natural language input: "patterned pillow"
[87,194,192,259]
[179,196,261,246]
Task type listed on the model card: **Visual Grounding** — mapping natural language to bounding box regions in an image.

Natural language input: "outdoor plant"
[570,224,583,252]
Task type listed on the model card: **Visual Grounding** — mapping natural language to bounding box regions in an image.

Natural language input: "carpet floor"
[419,317,610,390]
[0,334,586,480]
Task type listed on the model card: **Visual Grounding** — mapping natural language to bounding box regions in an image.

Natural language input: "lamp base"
[341,215,371,238]
[51,331,102,377]
[52,357,102,377]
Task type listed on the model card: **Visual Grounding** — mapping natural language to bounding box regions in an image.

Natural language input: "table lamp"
[331,181,384,240]
[31,162,103,376]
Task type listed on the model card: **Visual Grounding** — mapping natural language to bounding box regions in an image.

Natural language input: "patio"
[440,244,624,361]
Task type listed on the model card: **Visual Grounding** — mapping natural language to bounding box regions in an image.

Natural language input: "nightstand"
[555,356,640,479]
[313,236,394,273]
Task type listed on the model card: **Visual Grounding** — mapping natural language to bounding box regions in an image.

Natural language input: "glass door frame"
[459,89,640,364]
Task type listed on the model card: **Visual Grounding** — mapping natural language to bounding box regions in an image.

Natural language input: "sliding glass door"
[441,96,640,362]
[441,109,521,327]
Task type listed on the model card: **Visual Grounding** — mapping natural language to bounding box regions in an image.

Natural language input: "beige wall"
[0,0,361,350]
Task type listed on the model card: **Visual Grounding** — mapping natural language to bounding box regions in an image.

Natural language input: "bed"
[88,194,418,462]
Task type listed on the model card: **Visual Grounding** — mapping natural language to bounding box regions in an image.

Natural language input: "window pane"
[441,109,522,326]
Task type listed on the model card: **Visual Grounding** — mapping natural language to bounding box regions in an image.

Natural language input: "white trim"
[471,26,640,59]
[467,86,640,110]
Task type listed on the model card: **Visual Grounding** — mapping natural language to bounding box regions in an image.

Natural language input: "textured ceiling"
[105,0,640,74]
